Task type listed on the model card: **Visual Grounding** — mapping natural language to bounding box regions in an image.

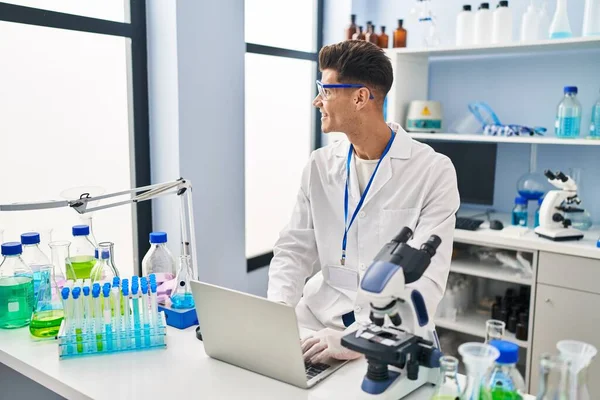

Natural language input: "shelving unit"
[450,258,532,286]
[408,132,600,146]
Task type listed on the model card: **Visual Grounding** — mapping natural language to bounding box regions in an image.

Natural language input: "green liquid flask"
[483,340,525,400]
[0,243,34,329]
[30,265,64,338]
[69,225,96,280]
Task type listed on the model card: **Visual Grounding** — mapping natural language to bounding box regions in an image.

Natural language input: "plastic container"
[20,232,51,298]
[142,232,176,287]
[456,5,475,46]
[582,0,600,36]
[588,90,600,138]
[69,225,96,280]
[557,340,597,400]
[475,3,493,45]
[492,0,513,44]
[520,3,540,42]
[511,196,528,227]
[484,340,526,398]
[0,242,34,329]
[534,197,544,228]
[459,342,500,400]
[555,86,582,138]
[549,0,572,38]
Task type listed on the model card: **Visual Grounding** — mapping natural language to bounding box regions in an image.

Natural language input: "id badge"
[322,264,359,296]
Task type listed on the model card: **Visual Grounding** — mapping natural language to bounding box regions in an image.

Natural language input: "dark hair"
[318,40,393,100]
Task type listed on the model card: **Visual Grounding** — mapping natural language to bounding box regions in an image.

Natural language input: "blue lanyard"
[341,128,395,265]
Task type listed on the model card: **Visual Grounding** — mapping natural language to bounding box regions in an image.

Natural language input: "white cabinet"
[530,283,600,397]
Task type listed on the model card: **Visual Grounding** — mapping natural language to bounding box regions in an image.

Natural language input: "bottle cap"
[112,276,120,287]
[122,285,129,296]
[489,340,519,364]
[131,284,139,295]
[479,2,490,9]
[83,286,90,296]
[72,225,90,236]
[149,274,157,282]
[141,284,148,294]
[499,0,508,6]
[61,287,70,300]
[121,278,129,287]
[141,276,148,285]
[72,287,81,299]
[20,232,41,245]
[94,249,99,259]
[564,86,578,94]
[463,4,472,10]
[102,284,111,297]
[92,286,100,298]
[150,283,157,293]
[132,275,139,283]
[149,232,167,244]
[515,196,527,205]
[1,242,22,256]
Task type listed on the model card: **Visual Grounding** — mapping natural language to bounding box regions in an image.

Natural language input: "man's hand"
[300,328,362,364]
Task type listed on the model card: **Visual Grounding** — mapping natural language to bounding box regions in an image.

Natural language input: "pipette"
[103,283,113,351]
[111,285,121,349]
[72,287,83,354]
[131,282,141,348]
[141,281,151,347]
[92,284,103,352]
[121,279,130,349]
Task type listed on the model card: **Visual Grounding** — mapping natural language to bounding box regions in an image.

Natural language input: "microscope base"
[361,366,436,398]
[534,226,584,241]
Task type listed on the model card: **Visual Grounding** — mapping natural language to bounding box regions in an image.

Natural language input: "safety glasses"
[316,80,375,101]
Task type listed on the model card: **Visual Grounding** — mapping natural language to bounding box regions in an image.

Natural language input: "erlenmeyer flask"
[29,265,64,338]
[90,242,118,283]
[49,241,74,285]
[171,255,194,309]
[536,353,570,400]
[556,340,597,400]
[98,241,120,277]
[431,356,461,399]
[458,342,500,400]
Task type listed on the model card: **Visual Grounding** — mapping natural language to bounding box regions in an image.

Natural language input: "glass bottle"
[99,241,120,277]
[90,242,118,283]
[511,196,528,227]
[378,26,389,48]
[485,319,505,343]
[393,19,407,47]
[458,342,500,400]
[366,24,379,44]
[555,86,582,138]
[345,14,357,40]
[431,356,461,399]
[352,26,365,40]
[171,255,195,309]
[536,354,570,400]
[20,232,51,298]
[589,89,600,139]
[69,225,96,280]
[556,340,597,400]
[484,340,526,400]
[0,242,34,328]
[142,232,176,285]
[29,265,64,338]
[49,241,73,288]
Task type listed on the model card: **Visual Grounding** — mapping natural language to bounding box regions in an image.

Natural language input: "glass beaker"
[536,353,571,400]
[49,241,74,287]
[556,340,597,400]
[458,342,500,400]
[485,320,506,343]
[0,242,34,329]
[171,255,194,309]
[29,265,64,338]
[431,356,461,399]
[90,242,119,282]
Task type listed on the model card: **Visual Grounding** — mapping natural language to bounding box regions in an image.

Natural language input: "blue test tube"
[92,284,103,352]
[131,283,141,348]
[103,284,113,351]
[121,279,131,349]
[141,281,151,347]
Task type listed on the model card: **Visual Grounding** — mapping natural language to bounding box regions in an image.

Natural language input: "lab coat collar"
[331,122,412,160]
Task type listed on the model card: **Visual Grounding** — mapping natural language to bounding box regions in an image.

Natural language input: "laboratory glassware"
[536,354,571,400]
[556,340,597,400]
[589,90,600,138]
[582,0,600,37]
[484,340,526,399]
[90,243,118,283]
[365,23,378,44]
[456,5,475,46]
[142,232,176,284]
[393,19,407,47]
[30,265,64,338]
[0,242,34,328]
[431,356,462,399]
[492,0,513,44]
[69,225,96,279]
[352,26,365,40]
[517,172,547,201]
[99,241,120,278]
[378,26,389,48]
[485,319,505,343]
[49,241,73,287]
[511,196,528,227]
[555,86,582,138]
[171,255,195,309]
[20,232,51,297]
[459,342,499,400]
[549,0,572,38]
[345,14,357,40]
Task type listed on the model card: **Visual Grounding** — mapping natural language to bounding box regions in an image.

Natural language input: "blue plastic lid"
[564,86,578,94]
[140,276,148,285]
[132,276,139,282]
[149,232,167,244]
[150,283,157,293]
[94,249,98,259]
[489,340,519,364]
[149,273,156,281]
[514,196,527,205]
[72,225,90,236]
[100,250,110,260]
[131,284,139,295]
[122,285,129,296]
[92,286,100,298]
[1,242,23,256]
[61,287,70,300]
[112,276,120,286]
[72,287,81,299]
[93,282,101,290]
[141,284,148,294]
[20,232,41,245]
[83,286,90,296]
[102,284,111,297]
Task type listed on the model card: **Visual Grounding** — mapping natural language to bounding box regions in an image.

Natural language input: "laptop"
[190,280,348,388]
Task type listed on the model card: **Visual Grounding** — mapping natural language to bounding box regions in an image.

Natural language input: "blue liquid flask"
[589,90,600,139]
[512,196,528,227]
[555,86,582,138]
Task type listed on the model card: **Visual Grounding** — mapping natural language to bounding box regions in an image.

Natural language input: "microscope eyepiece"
[420,235,441,257]
[556,171,568,182]
[544,170,556,180]
[392,227,413,244]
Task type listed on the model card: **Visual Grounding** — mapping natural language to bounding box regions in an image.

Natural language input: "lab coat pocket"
[379,208,419,246]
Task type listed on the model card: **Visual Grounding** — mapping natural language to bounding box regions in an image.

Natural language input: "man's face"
[313,69,356,134]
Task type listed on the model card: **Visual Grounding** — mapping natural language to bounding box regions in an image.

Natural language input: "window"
[245,0,323,271]
[0,3,150,277]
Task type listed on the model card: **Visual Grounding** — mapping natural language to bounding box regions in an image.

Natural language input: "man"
[267,40,460,364]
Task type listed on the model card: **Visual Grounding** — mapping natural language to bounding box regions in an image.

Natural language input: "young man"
[267,40,460,364]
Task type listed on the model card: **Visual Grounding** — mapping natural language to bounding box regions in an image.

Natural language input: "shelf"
[385,36,600,59]
[436,311,529,349]
[450,258,532,286]
[409,132,600,146]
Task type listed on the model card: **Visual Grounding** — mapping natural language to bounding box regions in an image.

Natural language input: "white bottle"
[492,0,513,43]
[582,0,600,36]
[456,4,475,46]
[549,0,572,39]
[520,3,541,42]
[475,2,493,45]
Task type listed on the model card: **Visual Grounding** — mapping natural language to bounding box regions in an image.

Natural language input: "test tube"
[111,285,121,349]
[150,282,159,329]
[131,283,141,348]
[121,279,131,349]
[141,281,151,347]
[82,285,91,340]
[92,284,103,352]
[103,284,113,351]
[72,288,84,354]
[60,287,73,355]
[75,279,83,288]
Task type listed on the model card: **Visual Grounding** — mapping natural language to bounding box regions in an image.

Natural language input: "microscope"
[534,170,584,241]
[341,227,443,398]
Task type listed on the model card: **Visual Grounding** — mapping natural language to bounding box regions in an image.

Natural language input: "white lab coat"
[267,122,460,331]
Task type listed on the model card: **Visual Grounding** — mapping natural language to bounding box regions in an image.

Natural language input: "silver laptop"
[190,280,348,388]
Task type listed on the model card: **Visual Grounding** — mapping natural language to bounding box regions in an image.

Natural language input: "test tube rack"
[57,311,167,359]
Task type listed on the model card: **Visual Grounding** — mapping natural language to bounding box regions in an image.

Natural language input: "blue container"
[555,86,582,138]
[512,196,528,227]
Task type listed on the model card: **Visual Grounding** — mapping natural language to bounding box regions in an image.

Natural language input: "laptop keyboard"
[305,361,331,380]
